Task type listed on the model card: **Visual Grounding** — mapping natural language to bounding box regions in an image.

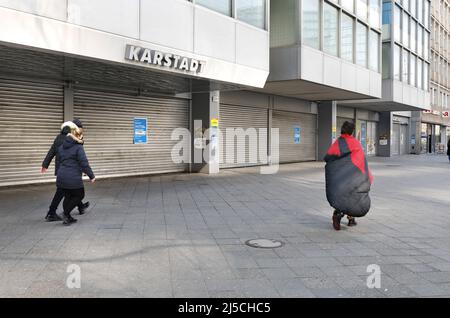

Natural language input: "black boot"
[62,213,76,226]
[348,217,357,226]
[332,210,344,231]
[45,212,62,222]
[78,201,90,215]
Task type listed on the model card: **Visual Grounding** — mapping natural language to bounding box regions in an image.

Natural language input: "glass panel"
[394,44,401,80]
[369,0,380,28]
[417,58,423,89]
[424,31,429,60]
[302,0,320,49]
[410,19,416,53]
[236,0,266,29]
[417,0,423,24]
[323,2,339,56]
[403,0,409,11]
[382,43,391,79]
[341,13,354,62]
[356,22,368,67]
[369,30,379,71]
[423,62,428,91]
[270,0,296,47]
[409,53,416,86]
[402,49,409,82]
[402,12,409,47]
[418,26,423,57]
[342,0,355,13]
[196,0,231,16]
[382,1,391,25]
[410,0,416,19]
[424,0,429,29]
[357,0,368,20]
[394,5,401,42]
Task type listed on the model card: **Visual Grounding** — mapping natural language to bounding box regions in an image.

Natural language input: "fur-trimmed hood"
[61,121,79,131]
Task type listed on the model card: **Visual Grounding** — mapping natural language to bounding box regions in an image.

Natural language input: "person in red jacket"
[324,121,374,231]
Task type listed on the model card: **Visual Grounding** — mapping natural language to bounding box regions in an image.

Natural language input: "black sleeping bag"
[324,137,371,217]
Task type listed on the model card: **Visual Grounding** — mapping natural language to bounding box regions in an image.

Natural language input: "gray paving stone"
[2,156,450,297]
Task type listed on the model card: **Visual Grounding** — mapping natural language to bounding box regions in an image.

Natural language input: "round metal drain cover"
[245,239,284,249]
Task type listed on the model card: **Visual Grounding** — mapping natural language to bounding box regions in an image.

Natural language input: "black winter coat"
[42,126,72,175]
[56,135,95,189]
[324,136,372,217]
[447,141,450,156]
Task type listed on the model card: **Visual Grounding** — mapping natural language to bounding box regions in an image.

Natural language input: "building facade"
[0,0,270,186]
[341,0,432,157]
[418,0,450,154]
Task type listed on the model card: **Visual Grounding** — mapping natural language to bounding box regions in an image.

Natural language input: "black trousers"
[49,187,84,214]
[62,188,85,217]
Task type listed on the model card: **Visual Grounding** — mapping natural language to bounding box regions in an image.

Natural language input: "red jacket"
[326,134,373,184]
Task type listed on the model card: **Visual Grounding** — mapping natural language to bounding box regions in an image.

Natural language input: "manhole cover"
[245,239,284,249]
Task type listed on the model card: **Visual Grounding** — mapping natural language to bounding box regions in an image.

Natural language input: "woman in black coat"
[57,128,95,225]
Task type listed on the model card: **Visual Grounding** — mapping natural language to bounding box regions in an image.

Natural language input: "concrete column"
[191,90,220,174]
[410,111,422,155]
[441,125,447,152]
[377,111,393,157]
[317,101,337,160]
[63,82,74,122]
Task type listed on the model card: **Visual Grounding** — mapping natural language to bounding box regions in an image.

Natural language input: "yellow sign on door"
[211,118,219,127]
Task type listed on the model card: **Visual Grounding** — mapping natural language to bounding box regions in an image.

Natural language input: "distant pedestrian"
[57,127,95,225]
[447,139,450,162]
[324,121,374,231]
[41,120,90,221]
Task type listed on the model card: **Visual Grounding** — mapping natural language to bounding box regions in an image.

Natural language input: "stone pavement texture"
[1,155,450,298]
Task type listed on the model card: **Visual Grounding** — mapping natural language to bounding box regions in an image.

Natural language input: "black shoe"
[348,217,357,227]
[62,214,77,226]
[332,210,343,231]
[45,213,62,222]
[78,201,90,215]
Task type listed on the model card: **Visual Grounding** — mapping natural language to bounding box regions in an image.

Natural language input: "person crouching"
[57,127,95,225]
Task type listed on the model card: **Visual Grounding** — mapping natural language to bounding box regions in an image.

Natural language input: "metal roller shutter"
[272,110,317,163]
[220,104,268,168]
[0,79,63,187]
[73,89,189,178]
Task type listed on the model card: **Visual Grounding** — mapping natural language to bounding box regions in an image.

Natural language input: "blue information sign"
[133,118,148,144]
[294,126,301,144]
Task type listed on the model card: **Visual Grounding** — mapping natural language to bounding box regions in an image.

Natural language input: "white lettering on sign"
[126,45,205,74]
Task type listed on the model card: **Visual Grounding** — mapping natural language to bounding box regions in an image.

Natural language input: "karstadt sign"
[125,44,205,74]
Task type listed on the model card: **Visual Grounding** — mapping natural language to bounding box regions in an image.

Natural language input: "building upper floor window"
[382,1,391,25]
[303,0,320,50]
[324,2,339,56]
[342,0,355,13]
[357,0,369,20]
[369,0,381,28]
[196,0,232,16]
[236,0,266,29]
[356,22,368,67]
[341,13,354,62]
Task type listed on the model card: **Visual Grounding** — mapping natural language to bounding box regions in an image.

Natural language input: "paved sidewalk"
[1,155,450,298]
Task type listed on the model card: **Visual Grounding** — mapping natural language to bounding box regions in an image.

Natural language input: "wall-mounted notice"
[134,118,148,144]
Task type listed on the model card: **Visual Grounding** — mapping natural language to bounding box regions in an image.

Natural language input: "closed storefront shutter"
[0,79,63,186]
[73,89,189,178]
[219,104,268,168]
[272,110,317,163]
